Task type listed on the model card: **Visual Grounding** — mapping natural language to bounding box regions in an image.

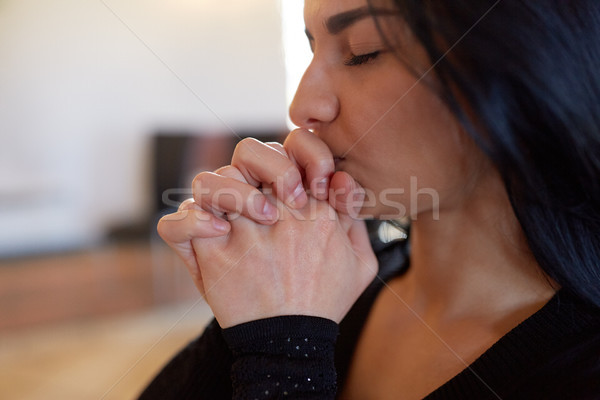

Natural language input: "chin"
[358,199,410,221]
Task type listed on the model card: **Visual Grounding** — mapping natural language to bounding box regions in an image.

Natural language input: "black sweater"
[139,233,600,399]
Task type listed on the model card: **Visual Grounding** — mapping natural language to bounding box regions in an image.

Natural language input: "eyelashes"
[304,45,381,67]
[344,51,380,66]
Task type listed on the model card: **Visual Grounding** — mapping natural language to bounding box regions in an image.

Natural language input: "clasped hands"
[158,129,378,328]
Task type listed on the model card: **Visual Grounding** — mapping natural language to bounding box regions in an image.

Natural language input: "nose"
[289,61,339,130]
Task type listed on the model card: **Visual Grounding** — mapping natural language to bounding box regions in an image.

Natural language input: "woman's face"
[289,0,485,219]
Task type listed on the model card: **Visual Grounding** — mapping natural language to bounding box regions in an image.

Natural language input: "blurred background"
[0,0,310,398]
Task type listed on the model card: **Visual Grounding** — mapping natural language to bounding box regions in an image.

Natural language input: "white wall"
[0,0,287,256]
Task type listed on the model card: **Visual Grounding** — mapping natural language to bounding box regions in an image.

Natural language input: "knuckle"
[266,142,287,157]
[192,171,209,189]
[192,172,216,196]
[214,164,233,175]
[156,219,166,237]
[233,137,260,160]
[281,164,301,184]
[178,198,196,211]
[156,217,173,241]
[283,129,303,149]
[310,157,335,176]
[215,165,246,183]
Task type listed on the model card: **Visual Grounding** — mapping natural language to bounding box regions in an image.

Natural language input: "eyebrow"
[326,6,372,35]
[305,6,398,40]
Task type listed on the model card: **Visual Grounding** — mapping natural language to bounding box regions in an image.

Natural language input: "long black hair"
[370,0,600,306]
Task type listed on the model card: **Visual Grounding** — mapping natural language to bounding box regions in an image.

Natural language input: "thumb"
[339,215,379,285]
[329,171,366,218]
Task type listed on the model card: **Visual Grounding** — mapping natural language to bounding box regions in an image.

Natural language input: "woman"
[140,0,600,398]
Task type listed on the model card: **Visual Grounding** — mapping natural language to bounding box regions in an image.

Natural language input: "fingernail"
[314,178,329,199]
[289,183,307,208]
[212,217,229,232]
[262,199,277,219]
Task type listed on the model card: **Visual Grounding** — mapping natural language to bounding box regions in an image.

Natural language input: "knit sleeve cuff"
[222,315,339,350]
[222,316,339,399]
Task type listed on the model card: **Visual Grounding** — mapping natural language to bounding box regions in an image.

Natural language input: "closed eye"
[344,51,380,66]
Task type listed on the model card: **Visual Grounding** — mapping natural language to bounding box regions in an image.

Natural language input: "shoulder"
[520,324,600,398]
[510,291,600,399]
[438,289,600,400]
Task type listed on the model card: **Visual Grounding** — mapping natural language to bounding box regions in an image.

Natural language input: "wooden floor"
[0,301,213,399]
[0,240,214,399]
[0,241,200,330]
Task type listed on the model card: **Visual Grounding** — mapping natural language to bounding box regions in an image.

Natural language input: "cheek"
[361,85,476,215]
[334,61,479,208]
[413,96,473,191]
[342,68,416,137]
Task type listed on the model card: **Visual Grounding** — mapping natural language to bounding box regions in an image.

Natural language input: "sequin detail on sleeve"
[222,316,339,399]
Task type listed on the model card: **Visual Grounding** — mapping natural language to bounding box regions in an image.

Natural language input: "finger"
[178,197,197,212]
[232,137,307,209]
[343,217,379,282]
[192,171,278,224]
[159,202,231,243]
[179,198,232,229]
[214,165,248,183]
[265,141,288,158]
[262,144,290,205]
[214,165,280,224]
[157,205,232,296]
[283,129,335,201]
[329,171,366,218]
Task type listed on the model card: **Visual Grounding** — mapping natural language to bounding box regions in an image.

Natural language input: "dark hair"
[370,0,600,306]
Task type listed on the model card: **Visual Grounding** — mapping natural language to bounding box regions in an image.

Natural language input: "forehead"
[304,0,370,22]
